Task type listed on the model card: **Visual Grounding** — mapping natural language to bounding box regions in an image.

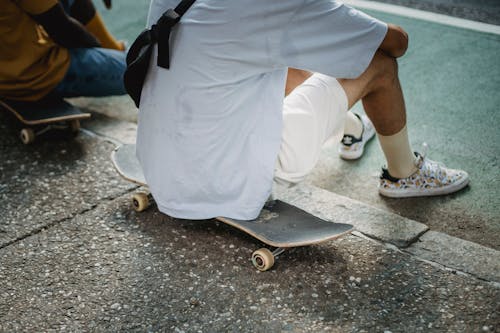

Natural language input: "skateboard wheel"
[20,128,35,144]
[252,248,275,272]
[69,120,80,133]
[132,192,150,212]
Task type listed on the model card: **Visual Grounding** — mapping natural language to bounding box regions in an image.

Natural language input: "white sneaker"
[379,147,470,198]
[339,114,375,160]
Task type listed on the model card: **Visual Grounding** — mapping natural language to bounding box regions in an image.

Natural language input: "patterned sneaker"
[379,148,470,198]
[339,114,375,160]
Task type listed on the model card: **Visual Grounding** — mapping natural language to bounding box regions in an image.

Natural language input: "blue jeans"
[53,0,126,98]
[53,47,127,98]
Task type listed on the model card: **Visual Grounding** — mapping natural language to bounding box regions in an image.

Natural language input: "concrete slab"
[0,114,134,248]
[0,194,497,332]
[1,98,498,332]
[81,112,137,145]
[407,231,500,283]
[275,184,428,248]
[70,96,138,124]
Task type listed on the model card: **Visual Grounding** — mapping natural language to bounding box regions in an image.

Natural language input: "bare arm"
[284,24,408,96]
[379,24,409,58]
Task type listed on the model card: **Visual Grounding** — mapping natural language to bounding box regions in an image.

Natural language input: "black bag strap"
[124,0,196,107]
[152,0,196,69]
[175,0,197,16]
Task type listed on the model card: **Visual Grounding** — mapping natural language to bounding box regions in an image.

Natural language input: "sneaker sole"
[339,148,364,160]
[378,175,470,198]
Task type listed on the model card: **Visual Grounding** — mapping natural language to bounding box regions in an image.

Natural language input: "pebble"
[349,276,361,284]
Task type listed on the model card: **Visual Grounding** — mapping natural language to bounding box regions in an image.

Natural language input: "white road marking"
[344,0,500,35]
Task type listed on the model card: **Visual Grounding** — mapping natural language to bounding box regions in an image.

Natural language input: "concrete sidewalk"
[1,2,498,331]
[1,113,498,332]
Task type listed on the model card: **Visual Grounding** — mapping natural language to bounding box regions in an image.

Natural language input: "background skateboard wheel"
[132,192,150,212]
[252,248,275,271]
[20,128,35,144]
[69,119,80,133]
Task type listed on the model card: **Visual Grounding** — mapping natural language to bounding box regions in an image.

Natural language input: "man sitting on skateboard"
[135,0,470,220]
[0,0,126,102]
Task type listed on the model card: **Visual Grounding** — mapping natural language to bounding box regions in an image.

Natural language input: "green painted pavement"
[94,1,150,43]
[315,10,500,250]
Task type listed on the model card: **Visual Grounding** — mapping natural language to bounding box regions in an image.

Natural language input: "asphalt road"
[370,0,500,24]
[0,119,498,331]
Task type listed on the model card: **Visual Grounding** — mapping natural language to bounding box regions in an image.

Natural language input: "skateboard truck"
[19,120,81,144]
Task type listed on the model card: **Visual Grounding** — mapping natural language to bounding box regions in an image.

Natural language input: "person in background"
[0,0,126,102]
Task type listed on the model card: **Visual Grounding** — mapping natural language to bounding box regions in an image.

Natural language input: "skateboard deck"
[112,144,353,271]
[0,97,91,144]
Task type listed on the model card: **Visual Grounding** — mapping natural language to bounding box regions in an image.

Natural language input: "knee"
[371,51,399,89]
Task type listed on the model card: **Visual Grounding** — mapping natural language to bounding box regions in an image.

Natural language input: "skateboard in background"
[0,97,90,144]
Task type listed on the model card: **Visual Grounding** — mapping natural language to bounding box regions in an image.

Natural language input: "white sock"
[343,111,363,138]
[377,125,417,178]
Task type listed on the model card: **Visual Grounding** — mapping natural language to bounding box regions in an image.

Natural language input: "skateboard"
[111,144,354,271]
[0,97,91,144]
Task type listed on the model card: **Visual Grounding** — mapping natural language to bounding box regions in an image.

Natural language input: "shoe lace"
[420,142,429,159]
[417,143,446,175]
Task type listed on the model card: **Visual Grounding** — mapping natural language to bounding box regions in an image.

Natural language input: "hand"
[33,3,101,49]
[103,0,112,9]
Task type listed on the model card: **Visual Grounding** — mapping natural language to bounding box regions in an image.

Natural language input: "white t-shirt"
[137,0,387,220]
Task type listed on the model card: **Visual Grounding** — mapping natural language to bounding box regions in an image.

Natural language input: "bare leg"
[85,11,125,50]
[281,28,469,196]
[284,56,416,178]
[339,50,417,178]
[338,50,405,136]
[68,0,125,51]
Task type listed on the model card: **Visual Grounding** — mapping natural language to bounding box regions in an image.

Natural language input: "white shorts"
[141,0,387,219]
[274,73,348,185]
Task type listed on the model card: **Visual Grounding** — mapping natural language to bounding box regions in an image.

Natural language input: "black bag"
[124,0,196,108]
